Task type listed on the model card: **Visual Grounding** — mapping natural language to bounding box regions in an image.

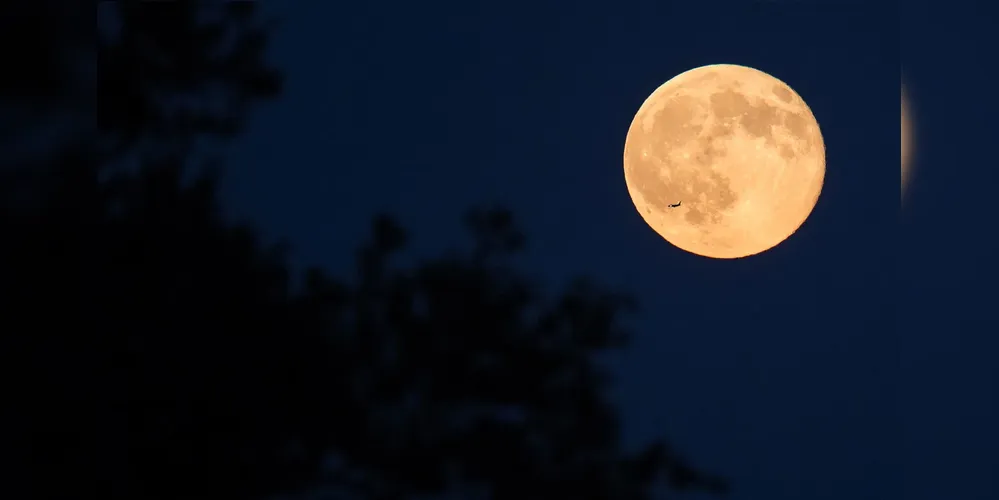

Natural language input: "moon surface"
[623,64,825,259]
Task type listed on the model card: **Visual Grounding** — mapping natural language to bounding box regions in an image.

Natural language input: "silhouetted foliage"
[0,0,89,108]
[97,0,282,157]
[3,161,728,499]
[3,2,729,499]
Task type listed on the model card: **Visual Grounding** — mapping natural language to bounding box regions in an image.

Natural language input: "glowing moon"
[901,87,912,197]
[623,64,825,259]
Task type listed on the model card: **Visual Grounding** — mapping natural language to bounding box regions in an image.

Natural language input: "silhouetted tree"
[301,205,731,499]
[3,0,282,216]
[1,2,728,499]
[2,159,727,499]
[97,0,282,158]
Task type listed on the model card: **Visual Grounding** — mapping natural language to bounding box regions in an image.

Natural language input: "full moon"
[623,64,825,259]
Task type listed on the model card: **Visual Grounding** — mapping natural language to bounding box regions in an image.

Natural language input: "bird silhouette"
[668,201,682,208]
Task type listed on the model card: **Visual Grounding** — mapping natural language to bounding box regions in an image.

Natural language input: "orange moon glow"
[623,64,825,259]
[901,87,912,198]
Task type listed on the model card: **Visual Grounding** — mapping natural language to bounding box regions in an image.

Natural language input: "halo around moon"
[623,64,825,259]
[901,85,913,200]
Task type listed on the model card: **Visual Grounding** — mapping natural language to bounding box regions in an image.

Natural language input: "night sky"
[218,3,997,499]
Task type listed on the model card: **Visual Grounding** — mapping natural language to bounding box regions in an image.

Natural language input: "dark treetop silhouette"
[3,1,728,498]
[6,160,729,499]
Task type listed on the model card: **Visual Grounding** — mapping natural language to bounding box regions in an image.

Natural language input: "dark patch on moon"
[710,88,784,148]
[778,143,795,160]
[781,111,811,153]
[682,168,738,227]
[708,120,737,140]
[709,89,752,119]
[783,111,808,138]
[772,84,792,103]
[692,135,728,166]
[740,100,781,143]
[647,95,704,148]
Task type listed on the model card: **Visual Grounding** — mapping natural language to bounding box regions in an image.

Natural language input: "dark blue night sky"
[218,3,996,499]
